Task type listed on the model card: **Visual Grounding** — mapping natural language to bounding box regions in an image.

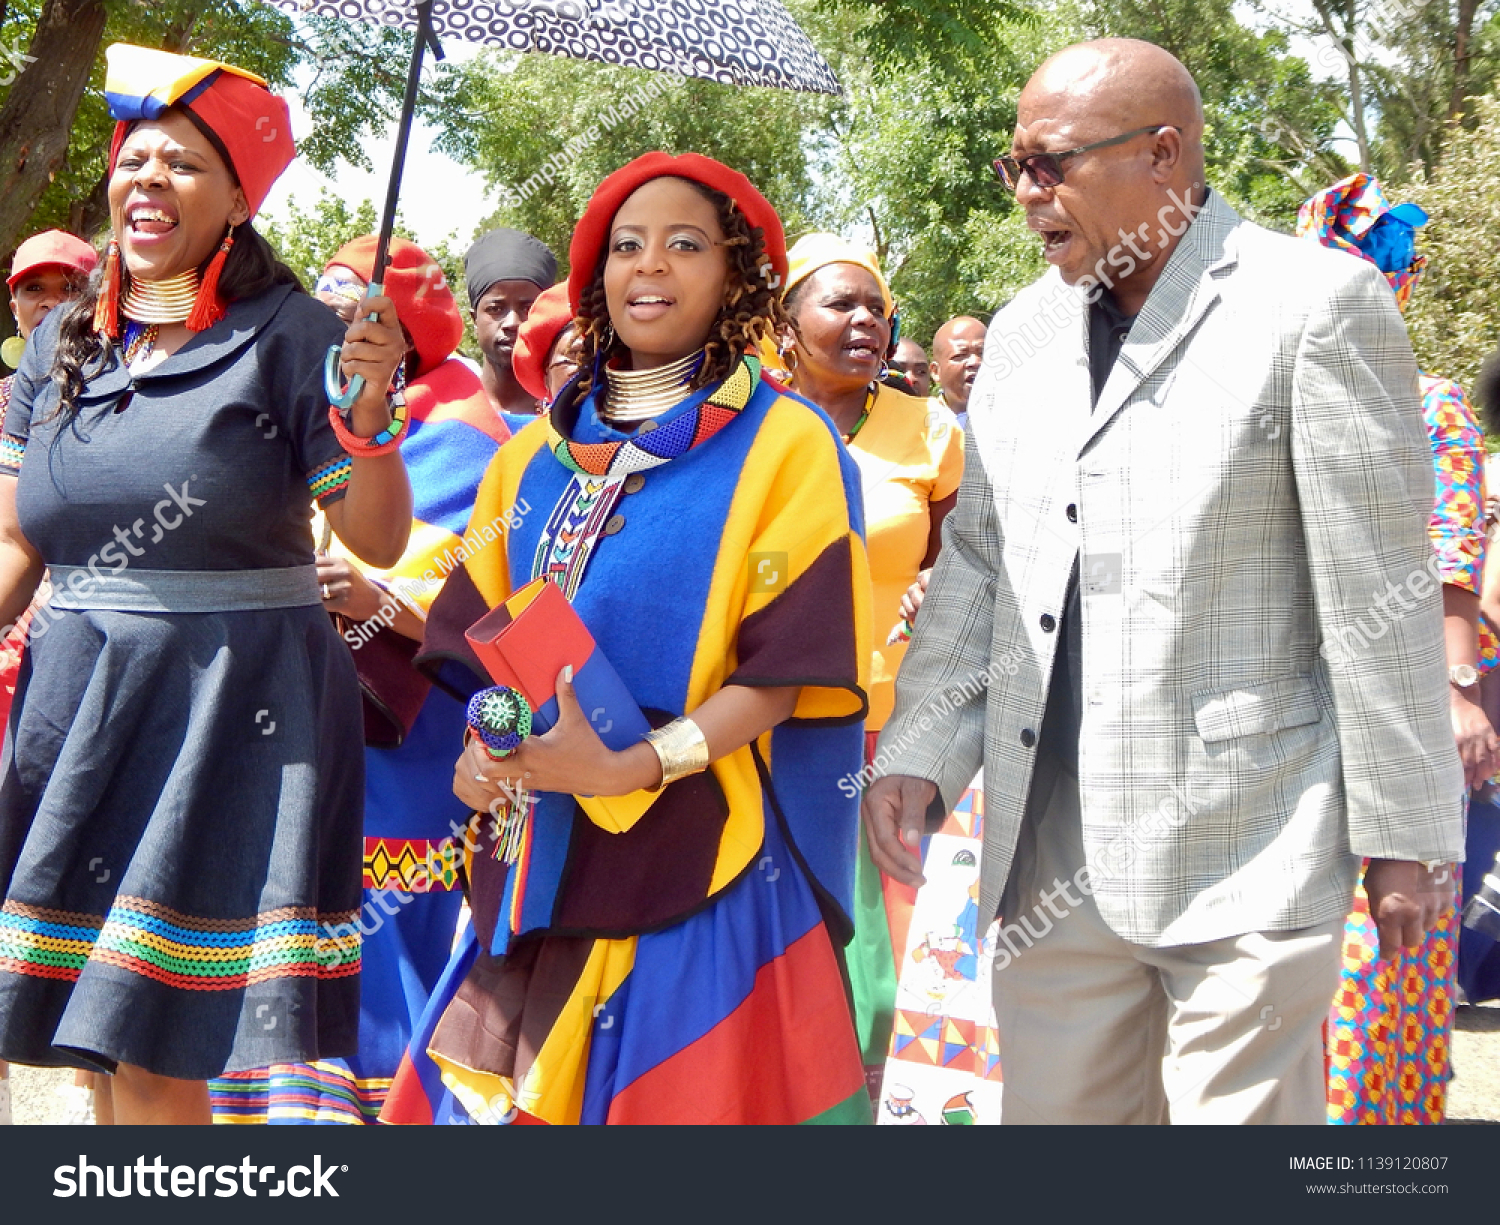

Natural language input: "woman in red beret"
[379,152,874,1125]
[0,45,411,1124]
[511,281,580,410]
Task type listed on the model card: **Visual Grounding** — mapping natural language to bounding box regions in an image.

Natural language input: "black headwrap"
[464,228,558,311]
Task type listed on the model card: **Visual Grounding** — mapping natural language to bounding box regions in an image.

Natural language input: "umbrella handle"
[324,279,386,411]
[321,1,436,413]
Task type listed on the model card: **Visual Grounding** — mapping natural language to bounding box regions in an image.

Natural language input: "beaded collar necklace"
[842,383,877,444]
[548,355,762,477]
[122,320,160,373]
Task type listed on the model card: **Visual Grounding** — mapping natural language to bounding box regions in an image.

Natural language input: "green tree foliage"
[1246,0,1500,180]
[428,51,827,282]
[425,0,1055,342]
[257,189,381,289]
[12,0,1492,372]
[427,0,1356,342]
[1401,94,1500,389]
[0,1,419,254]
[1076,0,1349,220]
[807,1,1063,339]
[1367,1,1500,176]
[813,0,1035,73]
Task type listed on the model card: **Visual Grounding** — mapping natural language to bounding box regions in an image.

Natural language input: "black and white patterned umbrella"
[278,0,842,95]
[305,0,841,406]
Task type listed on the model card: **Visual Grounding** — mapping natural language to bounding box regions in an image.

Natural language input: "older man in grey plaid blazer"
[864,39,1465,1123]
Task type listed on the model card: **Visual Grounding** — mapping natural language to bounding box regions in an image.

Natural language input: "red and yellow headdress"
[96,43,296,337]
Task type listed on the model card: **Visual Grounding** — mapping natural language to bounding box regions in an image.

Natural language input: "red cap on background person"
[7,230,97,290]
[567,151,788,314]
[5,230,98,365]
[324,235,463,378]
[512,282,575,401]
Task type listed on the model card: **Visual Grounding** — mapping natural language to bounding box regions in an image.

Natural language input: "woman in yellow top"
[777,233,963,1084]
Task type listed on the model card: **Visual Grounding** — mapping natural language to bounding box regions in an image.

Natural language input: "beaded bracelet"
[328,367,409,457]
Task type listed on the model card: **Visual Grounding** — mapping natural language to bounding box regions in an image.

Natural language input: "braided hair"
[572,181,786,400]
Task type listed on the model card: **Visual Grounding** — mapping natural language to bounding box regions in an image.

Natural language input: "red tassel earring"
[93,239,121,339]
[186,228,234,333]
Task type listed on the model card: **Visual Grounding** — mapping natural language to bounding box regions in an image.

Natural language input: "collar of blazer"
[1085,187,1242,448]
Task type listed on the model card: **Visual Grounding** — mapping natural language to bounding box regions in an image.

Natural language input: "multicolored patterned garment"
[379,356,874,1125]
[1423,374,1487,598]
[1324,372,1481,1125]
[211,356,509,1123]
[1421,373,1499,669]
[844,387,963,1085]
[0,376,29,727]
[1295,172,1428,310]
[1327,879,1459,1124]
[876,778,1002,1126]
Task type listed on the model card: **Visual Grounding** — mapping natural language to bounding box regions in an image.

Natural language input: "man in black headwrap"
[464,227,559,429]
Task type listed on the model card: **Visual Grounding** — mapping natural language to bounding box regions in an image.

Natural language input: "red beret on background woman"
[0,43,412,1124]
[511,281,580,408]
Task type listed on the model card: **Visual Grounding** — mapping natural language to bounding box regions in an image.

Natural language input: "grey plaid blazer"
[876,190,1465,947]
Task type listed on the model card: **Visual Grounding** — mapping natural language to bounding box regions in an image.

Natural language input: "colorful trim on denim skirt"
[0,897,361,990]
[0,901,103,981]
[211,1061,390,1125]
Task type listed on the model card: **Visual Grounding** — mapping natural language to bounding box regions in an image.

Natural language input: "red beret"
[326,236,463,378]
[567,152,787,314]
[513,282,576,402]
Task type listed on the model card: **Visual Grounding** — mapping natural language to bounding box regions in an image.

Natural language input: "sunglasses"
[993,125,1180,192]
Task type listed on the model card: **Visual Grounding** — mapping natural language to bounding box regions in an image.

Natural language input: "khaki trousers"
[993,757,1343,1125]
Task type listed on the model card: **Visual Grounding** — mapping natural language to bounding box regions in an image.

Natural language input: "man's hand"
[1450,687,1500,789]
[862,775,937,887]
[1363,858,1455,960]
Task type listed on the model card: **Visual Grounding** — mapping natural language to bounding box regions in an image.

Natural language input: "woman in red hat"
[511,281,581,410]
[0,231,98,734]
[210,235,510,1124]
[0,45,412,1124]
[379,152,874,1125]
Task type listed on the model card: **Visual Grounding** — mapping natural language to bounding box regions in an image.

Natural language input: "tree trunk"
[68,172,111,243]
[1449,0,1480,120]
[0,0,108,254]
[1340,0,1372,172]
[1310,0,1372,171]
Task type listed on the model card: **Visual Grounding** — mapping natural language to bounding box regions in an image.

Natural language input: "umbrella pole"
[326,0,443,409]
[372,0,439,290]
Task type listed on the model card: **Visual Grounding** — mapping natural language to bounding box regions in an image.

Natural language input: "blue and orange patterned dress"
[1326,373,1484,1124]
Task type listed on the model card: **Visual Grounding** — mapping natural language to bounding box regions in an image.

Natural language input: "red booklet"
[464,578,595,712]
[463,577,650,748]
